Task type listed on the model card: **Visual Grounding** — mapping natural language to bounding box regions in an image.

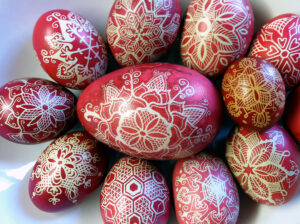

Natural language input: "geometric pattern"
[100,157,170,224]
[174,153,239,224]
[107,0,181,66]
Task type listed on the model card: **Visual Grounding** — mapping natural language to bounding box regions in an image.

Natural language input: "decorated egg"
[226,125,300,205]
[284,85,300,143]
[0,78,76,144]
[33,9,108,89]
[249,14,300,89]
[222,57,285,131]
[181,0,254,77]
[173,153,239,224]
[29,131,107,212]
[77,63,223,160]
[106,0,181,67]
[100,156,170,224]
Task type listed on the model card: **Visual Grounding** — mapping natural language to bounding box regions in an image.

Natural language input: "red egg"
[226,125,300,205]
[77,63,223,160]
[222,57,285,131]
[0,78,76,144]
[100,156,170,224]
[106,0,181,67]
[33,9,108,89]
[173,153,239,224]
[29,131,107,212]
[181,0,254,77]
[249,14,300,89]
[284,85,300,143]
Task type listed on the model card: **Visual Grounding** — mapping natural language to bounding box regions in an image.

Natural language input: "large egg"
[77,63,223,160]
[226,125,300,205]
[222,57,285,131]
[181,0,254,77]
[249,14,300,89]
[33,9,108,89]
[29,131,107,212]
[0,78,76,144]
[106,0,181,67]
[173,153,239,224]
[284,85,300,143]
[100,156,170,224]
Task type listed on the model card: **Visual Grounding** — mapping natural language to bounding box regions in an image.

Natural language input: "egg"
[29,131,107,212]
[284,85,300,143]
[100,156,170,224]
[0,78,76,144]
[77,63,223,160]
[173,153,239,224]
[226,125,300,206]
[106,0,181,67]
[181,0,254,77]
[249,14,300,89]
[33,9,108,89]
[222,57,285,131]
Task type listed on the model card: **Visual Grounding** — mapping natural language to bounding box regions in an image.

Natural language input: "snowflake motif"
[249,14,300,89]
[31,132,101,205]
[40,11,107,88]
[226,127,300,205]
[107,0,181,66]
[83,69,213,159]
[17,86,69,131]
[100,157,169,224]
[174,153,239,224]
[181,0,253,76]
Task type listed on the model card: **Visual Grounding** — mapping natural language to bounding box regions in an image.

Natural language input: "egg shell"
[249,13,300,89]
[0,78,76,144]
[181,0,254,77]
[226,125,300,206]
[100,156,170,224]
[106,0,181,67]
[33,9,108,89]
[222,57,286,131]
[77,63,223,160]
[173,153,239,224]
[29,131,108,212]
[284,85,300,143]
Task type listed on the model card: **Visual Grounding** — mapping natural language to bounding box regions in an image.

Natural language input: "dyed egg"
[77,63,223,160]
[0,78,76,144]
[106,0,181,67]
[33,9,108,89]
[222,57,285,131]
[100,156,170,224]
[284,85,300,143]
[173,153,239,224]
[29,131,107,212]
[226,125,300,205]
[249,14,300,89]
[181,0,254,77]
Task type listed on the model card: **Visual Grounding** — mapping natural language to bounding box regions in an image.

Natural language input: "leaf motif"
[146,75,166,91]
[214,33,233,46]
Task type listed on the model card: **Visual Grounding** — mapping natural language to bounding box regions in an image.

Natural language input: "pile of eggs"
[1,0,300,223]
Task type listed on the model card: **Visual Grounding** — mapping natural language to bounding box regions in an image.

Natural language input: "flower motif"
[118,108,171,152]
[18,86,69,131]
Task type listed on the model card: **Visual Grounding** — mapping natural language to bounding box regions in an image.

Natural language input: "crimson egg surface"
[249,13,300,89]
[181,0,254,77]
[0,78,76,144]
[29,131,107,212]
[173,153,239,224]
[284,85,300,143]
[222,57,286,131]
[33,9,108,89]
[77,63,223,160]
[226,125,300,206]
[106,0,181,67]
[100,156,170,224]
